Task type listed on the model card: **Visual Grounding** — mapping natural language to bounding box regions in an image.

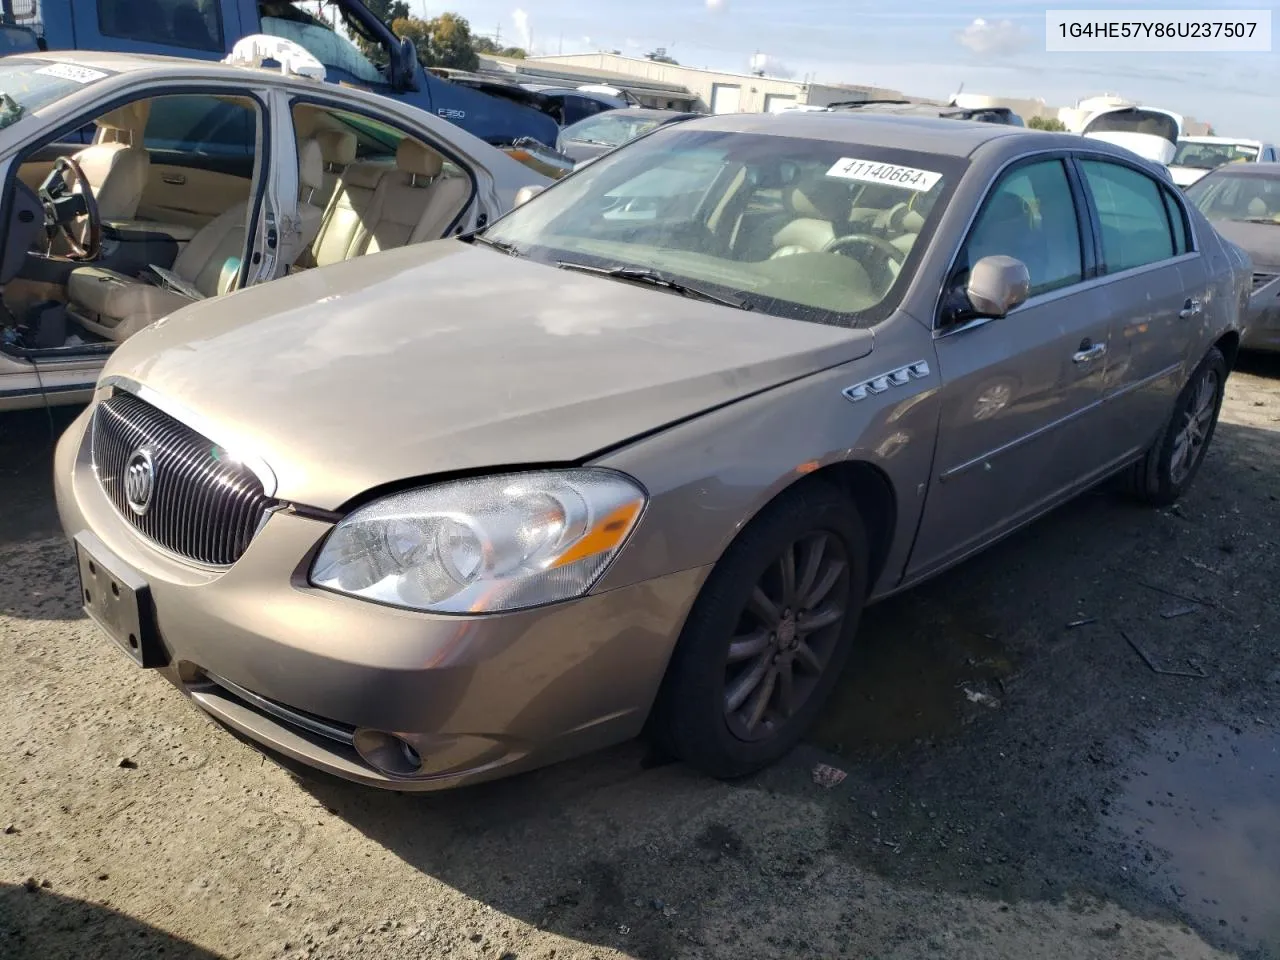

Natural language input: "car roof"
[672,110,1038,157]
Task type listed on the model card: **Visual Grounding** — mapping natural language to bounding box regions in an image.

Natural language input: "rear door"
[908,154,1114,579]
[1072,154,1202,461]
[137,94,257,229]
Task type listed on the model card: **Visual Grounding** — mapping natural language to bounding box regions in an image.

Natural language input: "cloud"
[749,52,795,78]
[955,17,1031,57]
[512,9,531,51]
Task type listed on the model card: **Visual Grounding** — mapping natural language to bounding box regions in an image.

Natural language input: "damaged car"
[0,43,549,412]
[1185,161,1280,353]
[56,112,1248,791]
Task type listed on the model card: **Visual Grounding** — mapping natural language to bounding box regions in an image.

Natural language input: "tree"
[390,12,481,72]
[1027,115,1067,131]
[344,0,409,65]
[474,35,528,58]
[645,49,678,64]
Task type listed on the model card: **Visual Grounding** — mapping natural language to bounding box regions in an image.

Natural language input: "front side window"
[956,158,1084,298]
[144,94,255,160]
[1185,171,1280,223]
[98,0,224,51]
[1079,159,1177,272]
[483,128,967,327]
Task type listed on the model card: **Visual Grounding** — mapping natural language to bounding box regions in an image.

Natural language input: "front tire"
[1124,346,1227,507]
[648,480,868,779]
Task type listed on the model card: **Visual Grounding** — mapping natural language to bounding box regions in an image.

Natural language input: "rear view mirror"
[966,255,1030,318]
[514,184,545,207]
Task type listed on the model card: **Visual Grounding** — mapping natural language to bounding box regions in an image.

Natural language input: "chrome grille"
[91,392,276,566]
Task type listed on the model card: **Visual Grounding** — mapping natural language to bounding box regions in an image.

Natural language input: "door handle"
[1179,297,1202,319]
[1072,340,1107,364]
[162,174,187,185]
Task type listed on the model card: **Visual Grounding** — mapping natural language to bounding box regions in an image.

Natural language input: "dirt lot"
[2,356,1278,960]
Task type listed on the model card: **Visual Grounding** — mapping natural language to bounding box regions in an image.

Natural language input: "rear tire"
[1123,346,1227,507]
[648,479,868,780]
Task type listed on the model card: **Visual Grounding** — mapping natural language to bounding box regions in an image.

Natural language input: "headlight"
[309,468,647,614]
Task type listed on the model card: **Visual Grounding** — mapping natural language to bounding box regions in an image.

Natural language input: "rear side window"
[960,158,1084,297]
[144,95,255,160]
[1161,187,1190,255]
[1079,159,1176,273]
[98,0,224,51]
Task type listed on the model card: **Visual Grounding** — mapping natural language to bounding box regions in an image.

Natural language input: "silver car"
[55,112,1249,791]
[0,50,549,412]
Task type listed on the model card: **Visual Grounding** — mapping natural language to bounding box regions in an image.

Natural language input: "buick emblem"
[124,447,156,516]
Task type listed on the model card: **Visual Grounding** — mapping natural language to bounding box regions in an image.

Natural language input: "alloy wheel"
[722,531,851,742]
[1170,367,1219,485]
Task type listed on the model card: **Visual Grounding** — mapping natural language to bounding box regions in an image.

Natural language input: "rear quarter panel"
[1191,207,1250,357]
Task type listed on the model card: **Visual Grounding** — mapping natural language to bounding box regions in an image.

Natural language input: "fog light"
[353,729,425,777]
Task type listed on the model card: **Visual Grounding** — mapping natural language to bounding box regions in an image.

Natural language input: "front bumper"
[54,404,709,791]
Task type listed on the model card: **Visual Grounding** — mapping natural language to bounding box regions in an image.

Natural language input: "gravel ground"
[1,355,1278,960]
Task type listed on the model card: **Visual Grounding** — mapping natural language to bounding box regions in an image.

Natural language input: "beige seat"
[311,129,357,210]
[770,178,852,258]
[358,140,470,255]
[297,138,466,269]
[70,101,152,221]
[68,141,326,342]
[293,139,326,253]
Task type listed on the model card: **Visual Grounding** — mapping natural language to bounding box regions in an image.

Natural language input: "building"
[487,52,908,114]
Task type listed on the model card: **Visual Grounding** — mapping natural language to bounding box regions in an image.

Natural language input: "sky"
[403,0,1280,140]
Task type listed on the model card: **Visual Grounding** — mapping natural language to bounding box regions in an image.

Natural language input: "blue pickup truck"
[0,0,562,147]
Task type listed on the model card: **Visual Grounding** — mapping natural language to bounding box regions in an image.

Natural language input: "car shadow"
[0,405,85,619]
[0,882,227,959]
[279,417,1280,959]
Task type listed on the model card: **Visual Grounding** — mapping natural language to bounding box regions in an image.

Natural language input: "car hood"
[1207,218,1280,271]
[1168,164,1210,187]
[1083,131,1177,165]
[103,242,874,510]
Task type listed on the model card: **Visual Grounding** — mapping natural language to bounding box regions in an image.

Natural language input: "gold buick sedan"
[55,111,1249,790]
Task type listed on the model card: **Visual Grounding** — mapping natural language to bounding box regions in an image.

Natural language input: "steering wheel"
[38,156,102,262]
[824,232,907,264]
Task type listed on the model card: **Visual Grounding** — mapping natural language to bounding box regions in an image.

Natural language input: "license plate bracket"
[74,533,166,669]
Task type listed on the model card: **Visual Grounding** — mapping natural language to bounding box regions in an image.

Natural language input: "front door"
[907,155,1112,580]
[1073,155,1205,461]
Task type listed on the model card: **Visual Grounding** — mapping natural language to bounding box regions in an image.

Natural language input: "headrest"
[96,99,150,138]
[1247,197,1269,217]
[396,138,444,179]
[314,129,356,167]
[785,176,850,223]
[298,138,324,192]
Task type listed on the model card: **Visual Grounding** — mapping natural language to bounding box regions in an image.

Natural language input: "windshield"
[1185,171,1280,222]
[484,128,964,326]
[0,60,114,131]
[1085,108,1180,144]
[260,16,384,85]
[561,112,669,147]
[1172,139,1259,170]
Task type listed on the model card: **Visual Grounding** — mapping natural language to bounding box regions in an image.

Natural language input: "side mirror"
[514,184,545,207]
[965,255,1030,318]
[392,37,421,92]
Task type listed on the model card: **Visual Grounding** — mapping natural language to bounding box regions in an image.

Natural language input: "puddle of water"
[809,599,1016,758]
[1107,723,1280,952]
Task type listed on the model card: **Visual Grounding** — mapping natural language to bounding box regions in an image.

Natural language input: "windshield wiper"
[1239,217,1280,225]
[556,261,752,310]
[565,136,614,147]
[465,233,523,256]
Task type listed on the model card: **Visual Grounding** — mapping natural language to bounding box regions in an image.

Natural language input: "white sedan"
[0,39,549,411]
